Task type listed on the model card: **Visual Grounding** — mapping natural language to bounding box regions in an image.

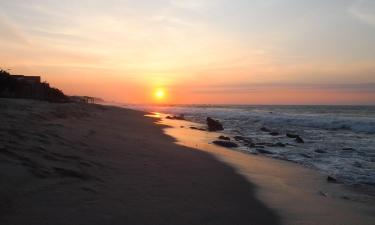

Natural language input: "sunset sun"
[154,88,166,100]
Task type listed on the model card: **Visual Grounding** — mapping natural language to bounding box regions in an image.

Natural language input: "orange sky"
[1,0,374,104]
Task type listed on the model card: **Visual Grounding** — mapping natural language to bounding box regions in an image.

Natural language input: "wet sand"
[0,99,280,225]
[160,116,375,225]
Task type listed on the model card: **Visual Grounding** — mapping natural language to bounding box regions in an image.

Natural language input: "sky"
[0,0,374,104]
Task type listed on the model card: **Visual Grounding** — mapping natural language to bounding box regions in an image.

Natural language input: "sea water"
[125,104,375,186]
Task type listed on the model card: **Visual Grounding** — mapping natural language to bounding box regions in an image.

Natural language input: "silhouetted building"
[13,75,41,84]
[0,72,68,102]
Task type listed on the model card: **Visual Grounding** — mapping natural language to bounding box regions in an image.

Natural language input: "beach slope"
[0,99,280,225]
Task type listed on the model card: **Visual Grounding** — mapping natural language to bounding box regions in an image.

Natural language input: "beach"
[1,99,374,225]
[0,99,279,225]
[160,116,375,225]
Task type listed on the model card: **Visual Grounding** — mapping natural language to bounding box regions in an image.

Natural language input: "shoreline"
[0,99,280,225]
[155,112,375,225]
[126,104,375,188]
[1,98,374,225]
[157,112,375,193]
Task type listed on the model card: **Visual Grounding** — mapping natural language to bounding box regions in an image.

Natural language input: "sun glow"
[154,88,166,101]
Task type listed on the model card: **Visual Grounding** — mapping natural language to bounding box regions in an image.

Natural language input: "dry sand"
[0,99,280,225]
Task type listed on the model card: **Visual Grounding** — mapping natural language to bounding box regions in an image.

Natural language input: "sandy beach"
[1,99,374,225]
[0,99,280,225]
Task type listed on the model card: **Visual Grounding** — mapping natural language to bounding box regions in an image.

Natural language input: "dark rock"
[269,131,280,136]
[300,153,312,158]
[327,176,338,183]
[341,196,350,200]
[234,136,253,144]
[206,117,224,131]
[254,145,265,148]
[353,162,362,168]
[273,142,286,147]
[233,135,254,148]
[190,127,206,131]
[286,133,299,138]
[286,133,305,143]
[260,127,271,132]
[257,149,274,154]
[213,141,238,148]
[234,136,245,141]
[246,143,256,148]
[295,136,304,143]
[342,147,355,151]
[315,149,326,153]
[218,135,231,141]
[257,142,270,146]
[166,114,185,120]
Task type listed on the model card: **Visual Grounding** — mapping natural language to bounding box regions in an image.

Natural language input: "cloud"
[0,14,29,45]
[349,0,375,26]
[192,82,375,94]
[169,0,216,11]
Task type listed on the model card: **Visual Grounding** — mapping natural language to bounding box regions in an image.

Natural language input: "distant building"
[0,73,68,102]
[12,75,41,84]
[70,96,96,104]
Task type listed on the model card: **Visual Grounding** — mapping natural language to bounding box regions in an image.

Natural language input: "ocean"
[124,104,375,186]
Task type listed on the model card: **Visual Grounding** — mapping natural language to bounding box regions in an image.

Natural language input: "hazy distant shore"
[0,99,280,225]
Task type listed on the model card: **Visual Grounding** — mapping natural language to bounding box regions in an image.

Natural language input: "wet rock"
[342,147,355,151]
[286,133,304,143]
[300,153,312,158]
[207,117,224,131]
[315,149,326,153]
[269,131,280,136]
[233,136,254,147]
[234,136,245,141]
[341,196,351,200]
[286,133,299,138]
[234,136,252,143]
[260,127,271,132]
[190,127,206,131]
[257,149,274,154]
[246,143,256,148]
[254,145,265,148]
[295,136,304,143]
[166,114,185,120]
[272,142,286,147]
[327,176,338,183]
[218,135,231,141]
[213,140,238,148]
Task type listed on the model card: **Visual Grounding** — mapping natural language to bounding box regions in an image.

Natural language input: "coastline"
[1,98,374,225]
[0,99,280,225]
[158,114,375,225]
